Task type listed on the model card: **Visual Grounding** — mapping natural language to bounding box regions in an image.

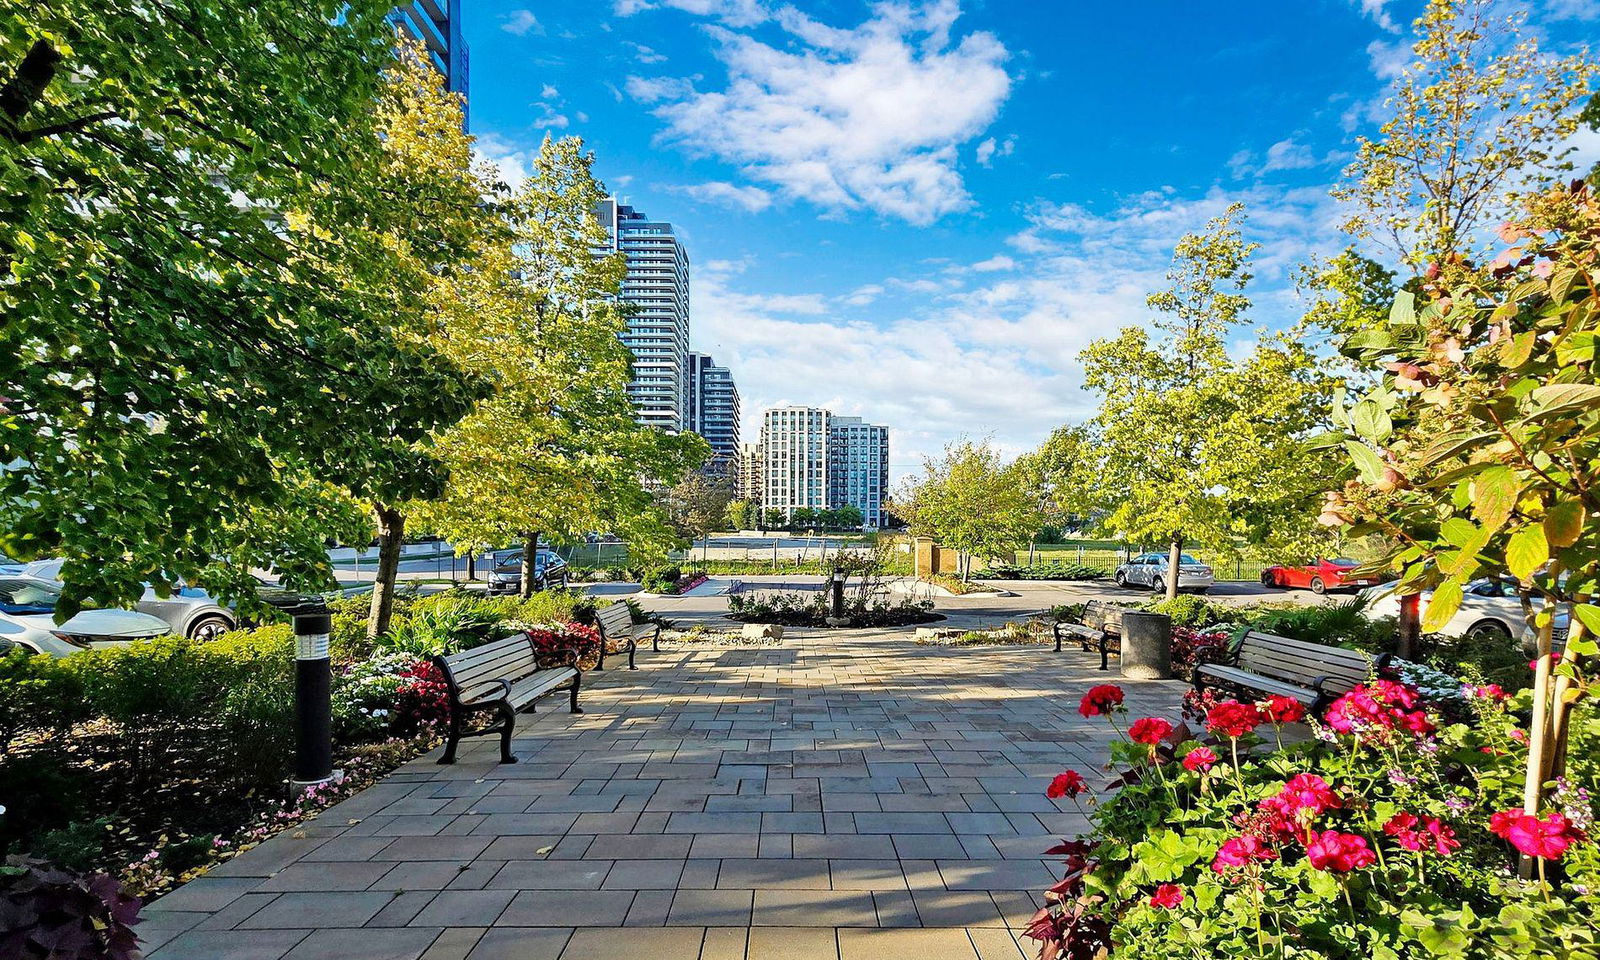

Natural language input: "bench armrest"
[1192,645,1233,667]
[458,677,513,707]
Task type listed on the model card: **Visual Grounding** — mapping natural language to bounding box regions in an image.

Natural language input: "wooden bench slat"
[1193,629,1389,716]
[594,601,659,670]
[434,634,582,765]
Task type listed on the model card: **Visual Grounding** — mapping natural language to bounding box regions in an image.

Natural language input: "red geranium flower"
[1305,830,1376,871]
[1047,770,1088,799]
[1259,695,1306,725]
[1079,684,1125,717]
[1211,834,1276,874]
[1148,884,1184,909]
[1490,809,1584,860]
[1205,700,1263,738]
[1182,746,1217,772]
[1128,716,1174,745]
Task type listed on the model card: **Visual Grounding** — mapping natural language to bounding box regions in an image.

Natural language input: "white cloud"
[500,9,544,35]
[970,254,1016,272]
[974,135,1015,167]
[1260,137,1319,173]
[1365,38,1410,79]
[1349,0,1399,32]
[843,283,885,306]
[628,0,1012,225]
[627,42,669,64]
[474,133,537,189]
[676,181,775,212]
[540,84,560,100]
[613,0,769,26]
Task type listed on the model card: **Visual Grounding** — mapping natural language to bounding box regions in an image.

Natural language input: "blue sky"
[463,0,1598,480]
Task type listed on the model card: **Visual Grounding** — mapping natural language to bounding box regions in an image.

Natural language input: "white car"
[24,558,238,641]
[1114,552,1215,594]
[1361,578,1569,645]
[0,576,173,657]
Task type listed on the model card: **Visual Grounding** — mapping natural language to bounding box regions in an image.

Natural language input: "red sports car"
[1260,558,1381,594]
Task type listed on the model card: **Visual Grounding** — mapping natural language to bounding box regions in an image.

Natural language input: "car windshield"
[1329,558,1358,566]
[1179,554,1200,564]
[0,577,60,614]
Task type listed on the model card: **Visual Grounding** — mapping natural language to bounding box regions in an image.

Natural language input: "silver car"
[1114,552,1215,594]
[23,559,239,641]
[0,576,172,656]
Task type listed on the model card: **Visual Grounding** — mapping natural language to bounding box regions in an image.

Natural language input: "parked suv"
[1114,552,1215,594]
[485,549,569,596]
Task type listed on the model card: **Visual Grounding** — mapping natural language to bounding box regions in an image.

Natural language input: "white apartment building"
[595,198,690,431]
[757,406,889,529]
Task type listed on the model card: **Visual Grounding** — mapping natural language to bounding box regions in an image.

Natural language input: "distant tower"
[594,198,691,432]
[756,406,889,530]
[388,1,470,125]
[687,353,740,475]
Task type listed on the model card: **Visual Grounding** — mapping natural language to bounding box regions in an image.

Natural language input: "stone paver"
[144,626,1183,959]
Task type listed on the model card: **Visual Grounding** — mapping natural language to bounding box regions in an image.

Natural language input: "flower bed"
[726,590,940,627]
[664,572,709,595]
[1028,677,1600,958]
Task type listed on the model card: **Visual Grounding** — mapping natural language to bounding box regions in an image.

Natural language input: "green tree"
[661,474,733,545]
[763,508,786,531]
[833,505,865,530]
[1336,0,1598,274]
[1328,182,1600,863]
[724,499,751,531]
[892,440,1039,582]
[1,1,485,615]
[353,41,502,638]
[412,137,705,598]
[1072,205,1334,598]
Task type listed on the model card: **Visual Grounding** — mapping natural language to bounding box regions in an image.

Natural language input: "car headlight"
[49,631,92,649]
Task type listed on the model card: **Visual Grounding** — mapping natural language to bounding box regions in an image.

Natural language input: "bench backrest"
[436,635,538,702]
[596,601,634,638]
[1083,600,1125,634]
[1233,630,1378,695]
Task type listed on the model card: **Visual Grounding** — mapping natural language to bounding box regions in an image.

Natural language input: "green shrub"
[979,561,1106,581]
[26,820,112,874]
[0,757,96,859]
[1142,594,1230,628]
[641,565,682,593]
[0,649,86,741]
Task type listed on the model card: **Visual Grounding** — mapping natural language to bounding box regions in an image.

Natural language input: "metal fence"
[1028,544,1270,583]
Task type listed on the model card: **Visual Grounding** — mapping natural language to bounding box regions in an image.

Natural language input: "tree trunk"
[367,504,406,640]
[1519,616,1557,878]
[1166,538,1183,601]
[520,531,541,599]
[466,550,476,581]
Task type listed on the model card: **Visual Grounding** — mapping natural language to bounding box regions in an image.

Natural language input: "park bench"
[595,600,660,670]
[1053,600,1125,671]
[1192,630,1393,715]
[432,633,583,765]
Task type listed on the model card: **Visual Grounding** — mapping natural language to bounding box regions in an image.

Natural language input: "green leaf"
[1506,525,1549,581]
[1527,383,1600,419]
[1344,441,1386,484]
[1351,400,1393,442]
[1544,500,1584,548]
[1422,579,1464,633]
[1389,290,1415,326]
[1130,830,1203,883]
[1470,465,1520,533]
[1573,603,1600,640]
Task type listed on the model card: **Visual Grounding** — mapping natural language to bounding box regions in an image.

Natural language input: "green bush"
[979,561,1106,581]
[1142,594,1230,628]
[0,650,86,741]
[641,565,682,593]
[27,819,112,874]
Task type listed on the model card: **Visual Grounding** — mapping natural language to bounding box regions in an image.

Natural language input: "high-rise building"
[389,1,469,124]
[595,199,691,432]
[827,416,890,529]
[735,443,764,509]
[756,406,889,529]
[686,353,740,474]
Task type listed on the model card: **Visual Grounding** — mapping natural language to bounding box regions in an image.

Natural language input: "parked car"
[485,549,569,596]
[23,560,322,640]
[1114,553,1215,594]
[1360,578,1570,645]
[0,576,172,656]
[1261,558,1383,595]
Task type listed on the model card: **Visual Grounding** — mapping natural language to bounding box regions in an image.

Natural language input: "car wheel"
[1467,620,1513,642]
[187,615,235,642]
[1151,577,1165,595]
[1260,570,1276,587]
[1310,577,1327,595]
[1114,570,1127,587]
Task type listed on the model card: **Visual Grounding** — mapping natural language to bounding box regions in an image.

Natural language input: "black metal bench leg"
[498,702,518,764]
[569,673,584,714]
[596,645,607,671]
[438,713,462,765]
[628,639,637,670]
[1100,637,1111,672]
[651,630,660,653]
[1053,627,1063,653]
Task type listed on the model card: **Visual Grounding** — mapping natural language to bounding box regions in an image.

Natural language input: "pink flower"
[1490,809,1585,860]
[1261,774,1342,822]
[1306,830,1376,871]
[1148,884,1184,909]
[1259,695,1306,725]
[1047,770,1087,799]
[1211,835,1276,874]
[1206,700,1263,739]
[1079,684,1125,717]
[1532,259,1555,279]
[1129,716,1174,745]
[1182,746,1217,772]
[1469,684,1509,702]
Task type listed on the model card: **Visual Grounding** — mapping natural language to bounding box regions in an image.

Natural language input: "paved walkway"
[138,629,1186,960]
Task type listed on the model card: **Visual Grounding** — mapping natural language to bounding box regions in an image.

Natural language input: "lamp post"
[291,604,335,786]
[825,568,848,626]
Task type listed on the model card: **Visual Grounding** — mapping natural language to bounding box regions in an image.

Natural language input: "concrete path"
[138,628,1188,960]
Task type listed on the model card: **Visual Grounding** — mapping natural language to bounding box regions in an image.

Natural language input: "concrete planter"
[1120,611,1173,680]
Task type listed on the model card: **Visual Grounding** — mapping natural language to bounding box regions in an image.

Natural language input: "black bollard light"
[291,604,335,786]
[826,569,848,625]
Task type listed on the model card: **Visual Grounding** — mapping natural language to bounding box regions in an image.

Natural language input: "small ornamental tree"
[1328,180,1600,857]
[892,440,1040,582]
